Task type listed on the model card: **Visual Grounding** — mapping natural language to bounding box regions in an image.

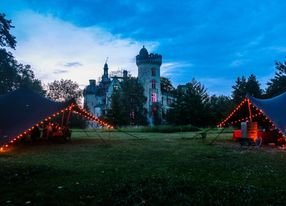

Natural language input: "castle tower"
[136,46,162,124]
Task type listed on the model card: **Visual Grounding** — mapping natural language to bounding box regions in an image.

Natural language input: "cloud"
[161,62,193,77]
[3,0,286,95]
[53,69,69,74]
[11,10,158,87]
[63,61,82,67]
[230,59,249,67]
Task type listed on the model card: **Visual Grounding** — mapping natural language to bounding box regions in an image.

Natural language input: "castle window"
[151,92,157,102]
[151,68,156,76]
[151,80,156,89]
[167,98,172,105]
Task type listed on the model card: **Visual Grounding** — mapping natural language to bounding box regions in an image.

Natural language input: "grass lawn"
[1,130,286,205]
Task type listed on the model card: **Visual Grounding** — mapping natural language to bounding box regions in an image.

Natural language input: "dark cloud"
[2,0,286,94]
[64,61,82,67]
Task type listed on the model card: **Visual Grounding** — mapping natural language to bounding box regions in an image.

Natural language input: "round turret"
[136,46,162,66]
[139,46,149,56]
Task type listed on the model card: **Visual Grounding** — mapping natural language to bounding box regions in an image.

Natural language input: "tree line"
[166,60,286,127]
[0,13,82,102]
[103,61,286,127]
[2,13,286,128]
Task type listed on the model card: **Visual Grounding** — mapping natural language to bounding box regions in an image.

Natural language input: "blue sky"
[1,0,286,95]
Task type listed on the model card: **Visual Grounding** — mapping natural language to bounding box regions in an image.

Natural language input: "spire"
[101,57,110,83]
[103,61,108,77]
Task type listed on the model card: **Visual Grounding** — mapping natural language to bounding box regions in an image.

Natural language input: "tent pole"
[66,109,72,126]
[247,98,252,123]
[61,111,65,126]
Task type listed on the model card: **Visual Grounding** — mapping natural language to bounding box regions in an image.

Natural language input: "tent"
[218,92,286,136]
[0,88,112,150]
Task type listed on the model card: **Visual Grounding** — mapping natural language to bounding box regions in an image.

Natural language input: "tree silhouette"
[167,79,211,126]
[232,74,262,104]
[266,58,286,97]
[0,13,16,49]
[0,13,43,95]
[46,79,82,103]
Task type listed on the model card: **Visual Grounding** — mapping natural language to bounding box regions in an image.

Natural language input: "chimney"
[123,70,128,79]
[89,79,96,86]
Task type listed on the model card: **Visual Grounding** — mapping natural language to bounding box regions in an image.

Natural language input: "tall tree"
[161,77,175,94]
[232,74,262,104]
[245,74,262,98]
[208,95,235,125]
[104,77,147,126]
[231,76,247,104]
[0,49,18,94]
[266,58,286,97]
[105,89,129,126]
[0,13,44,95]
[0,13,17,94]
[0,50,44,95]
[46,79,82,102]
[17,64,44,94]
[167,79,211,127]
[0,13,16,49]
[46,79,85,128]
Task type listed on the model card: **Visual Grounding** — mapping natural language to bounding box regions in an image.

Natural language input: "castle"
[83,46,174,125]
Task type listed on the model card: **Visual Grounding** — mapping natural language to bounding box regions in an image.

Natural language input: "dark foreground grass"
[1,131,286,205]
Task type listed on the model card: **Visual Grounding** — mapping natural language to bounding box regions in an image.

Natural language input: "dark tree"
[17,64,44,94]
[104,77,147,126]
[0,13,16,49]
[231,76,247,104]
[232,74,262,104]
[46,79,85,128]
[0,13,44,95]
[208,95,235,125]
[121,77,147,125]
[46,79,82,102]
[245,74,262,98]
[105,89,129,126]
[161,77,175,94]
[167,79,211,127]
[0,49,18,94]
[0,49,44,95]
[266,58,286,97]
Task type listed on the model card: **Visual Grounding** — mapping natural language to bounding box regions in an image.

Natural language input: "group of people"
[30,123,71,142]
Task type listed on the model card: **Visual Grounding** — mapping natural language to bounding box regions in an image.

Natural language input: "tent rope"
[208,127,226,145]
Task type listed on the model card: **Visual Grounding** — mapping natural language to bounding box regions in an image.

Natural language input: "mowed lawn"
[1,130,286,205]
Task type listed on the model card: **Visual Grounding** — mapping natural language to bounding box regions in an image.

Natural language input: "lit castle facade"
[83,46,174,125]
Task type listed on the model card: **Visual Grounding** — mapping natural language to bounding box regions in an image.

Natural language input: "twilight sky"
[1,0,286,95]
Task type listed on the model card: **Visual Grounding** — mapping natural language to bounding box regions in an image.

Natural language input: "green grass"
[98,124,200,133]
[1,130,286,205]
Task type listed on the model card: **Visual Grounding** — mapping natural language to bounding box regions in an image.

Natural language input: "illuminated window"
[152,80,156,89]
[151,93,157,102]
[151,68,156,76]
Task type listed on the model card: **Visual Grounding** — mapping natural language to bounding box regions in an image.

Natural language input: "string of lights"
[0,103,113,152]
[217,98,284,136]
[217,98,248,127]
[223,112,263,126]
